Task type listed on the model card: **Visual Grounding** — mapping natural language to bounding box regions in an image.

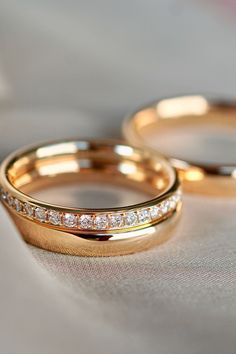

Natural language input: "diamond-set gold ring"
[0,139,182,256]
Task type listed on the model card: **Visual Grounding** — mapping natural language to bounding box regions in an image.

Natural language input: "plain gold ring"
[123,95,236,196]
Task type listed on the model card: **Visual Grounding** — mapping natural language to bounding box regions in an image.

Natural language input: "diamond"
[168,196,177,209]
[160,200,171,215]
[174,191,182,203]
[150,205,162,220]
[125,211,138,227]
[110,213,123,229]
[0,189,7,202]
[6,193,13,206]
[35,207,47,222]
[63,213,77,228]
[48,210,61,225]
[94,214,108,229]
[14,198,21,212]
[24,203,34,217]
[138,208,151,224]
[79,214,93,229]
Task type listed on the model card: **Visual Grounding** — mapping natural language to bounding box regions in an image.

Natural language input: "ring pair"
[0,95,233,256]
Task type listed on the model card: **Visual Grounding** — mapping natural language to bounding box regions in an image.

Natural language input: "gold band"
[123,95,236,195]
[0,139,181,256]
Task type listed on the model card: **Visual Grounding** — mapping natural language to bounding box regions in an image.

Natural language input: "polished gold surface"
[123,95,236,195]
[8,207,180,257]
[0,139,181,256]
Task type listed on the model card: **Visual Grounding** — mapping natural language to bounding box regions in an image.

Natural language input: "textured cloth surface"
[1,195,236,354]
[0,1,236,354]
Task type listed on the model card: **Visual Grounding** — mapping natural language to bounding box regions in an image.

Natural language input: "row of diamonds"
[0,187,181,231]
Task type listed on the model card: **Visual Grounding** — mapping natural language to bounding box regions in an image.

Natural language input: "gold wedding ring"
[0,139,181,256]
[124,95,236,195]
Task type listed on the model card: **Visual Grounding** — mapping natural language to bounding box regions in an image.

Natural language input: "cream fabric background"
[0,1,236,353]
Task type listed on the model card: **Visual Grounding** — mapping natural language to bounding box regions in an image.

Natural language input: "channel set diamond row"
[0,188,181,231]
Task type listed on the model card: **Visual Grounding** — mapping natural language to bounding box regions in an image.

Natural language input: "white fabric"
[1,196,236,354]
[0,1,236,353]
